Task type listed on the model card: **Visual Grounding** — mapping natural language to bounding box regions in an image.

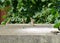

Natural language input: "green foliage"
[54,22,60,28]
[0,0,60,25]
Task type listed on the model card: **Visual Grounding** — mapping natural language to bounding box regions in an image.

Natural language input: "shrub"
[0,0,60,24]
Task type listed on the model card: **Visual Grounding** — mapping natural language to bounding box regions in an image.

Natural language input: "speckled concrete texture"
[0,34,60,43]
[0,24,59,43]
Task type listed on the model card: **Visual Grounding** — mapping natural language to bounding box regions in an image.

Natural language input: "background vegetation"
[0,0,60,25]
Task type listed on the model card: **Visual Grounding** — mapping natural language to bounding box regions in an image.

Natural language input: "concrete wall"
[0,24,60,43]
[0,34,60,43]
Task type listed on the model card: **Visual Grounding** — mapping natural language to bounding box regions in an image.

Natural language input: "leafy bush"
[0,0,60,24]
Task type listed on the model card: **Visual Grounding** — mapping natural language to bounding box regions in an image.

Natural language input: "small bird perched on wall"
[30,17,35,26]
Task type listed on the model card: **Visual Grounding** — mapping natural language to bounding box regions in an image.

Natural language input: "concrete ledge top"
[0,24,54,29]
[0,28,59,35]
[0,24,59,35]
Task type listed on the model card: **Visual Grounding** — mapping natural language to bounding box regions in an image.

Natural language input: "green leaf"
[1,0,5,2]
[41,0,46,2]
[54,22,60,28]
[47,14,54,22]
[31,0,36,4]
[1,21,6,25]
[2,15,6,19]
[48,3,53,7]
[55,12,59,18]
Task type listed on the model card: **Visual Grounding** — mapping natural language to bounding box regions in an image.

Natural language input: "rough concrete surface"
[0,24,60,43]
[0,29,59,43]
[0,34,60,43]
